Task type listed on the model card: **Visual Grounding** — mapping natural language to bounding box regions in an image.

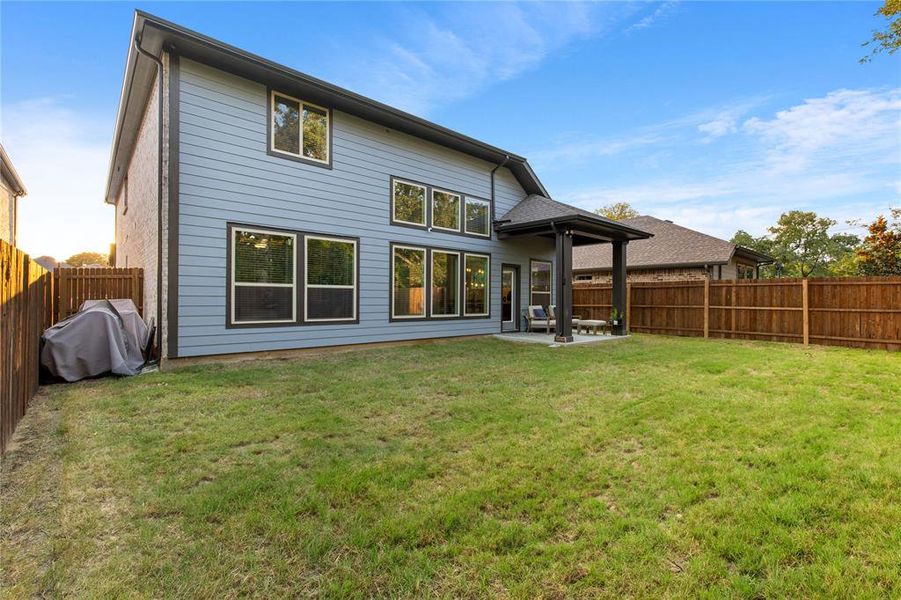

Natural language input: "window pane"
[234,230,294,284]
[431,252,459,316]
[465,199,490,235]
[393,247,425,317]
[303,104,328,161]
[307,288,354,320]
[393,181,426,225]
[234,286,293,322]
[273,95,300,155]
[307,238,354,286]
[531,261,551,308]
[464,255,489,315]
[432,191,460,230]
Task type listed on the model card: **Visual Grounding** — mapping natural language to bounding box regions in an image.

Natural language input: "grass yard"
[1,335,899,598]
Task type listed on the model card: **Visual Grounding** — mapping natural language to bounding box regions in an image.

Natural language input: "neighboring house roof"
[496,195,652,242]
[33,256,59,271]
[105,11,551,204]
[0,144,27,196]
[573,215,774,271]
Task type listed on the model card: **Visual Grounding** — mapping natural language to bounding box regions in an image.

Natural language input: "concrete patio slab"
[493,332,630,347]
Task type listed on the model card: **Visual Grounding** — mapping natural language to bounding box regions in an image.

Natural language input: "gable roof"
[496,195,652,242]
[105,11,550,204]
[573,215,773,271]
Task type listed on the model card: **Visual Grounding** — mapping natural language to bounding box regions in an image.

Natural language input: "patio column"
[554,228,574,343]
[612,241,627,335]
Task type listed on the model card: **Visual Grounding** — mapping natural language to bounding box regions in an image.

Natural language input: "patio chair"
[524,305,555,334]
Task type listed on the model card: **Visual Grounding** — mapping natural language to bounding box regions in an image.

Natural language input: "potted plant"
[609,308,623,333]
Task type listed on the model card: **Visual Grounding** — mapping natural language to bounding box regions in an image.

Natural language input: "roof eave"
[0,144,27,196]
[105,10,549,203]
[495,214,653,242]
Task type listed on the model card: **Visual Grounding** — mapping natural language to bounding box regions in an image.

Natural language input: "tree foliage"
[731,212,860,278]
[594,202,639,221]
[65,251,109,267]
[862,0,901,62]
[855,209,901,275]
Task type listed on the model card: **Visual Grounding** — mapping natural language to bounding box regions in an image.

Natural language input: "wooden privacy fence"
[1,241,53,454]
[55,267,143,323]
[1,241,145,453]
[573,276,901,351]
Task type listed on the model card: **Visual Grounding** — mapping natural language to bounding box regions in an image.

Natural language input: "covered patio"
[495,195,653,343]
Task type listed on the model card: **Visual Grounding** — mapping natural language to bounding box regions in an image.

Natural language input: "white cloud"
[2,98,113,259]
[626,1,679,33]
[557,88,901,239]
[333,2,633,115]
[743,88,901,173]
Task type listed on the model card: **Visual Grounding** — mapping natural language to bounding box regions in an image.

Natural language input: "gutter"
[489,155,509,228]
[133,34,164,361]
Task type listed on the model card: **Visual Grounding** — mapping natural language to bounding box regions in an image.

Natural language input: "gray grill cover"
[41,299,147,382]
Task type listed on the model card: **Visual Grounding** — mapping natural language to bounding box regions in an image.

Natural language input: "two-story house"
[107,12,650,363]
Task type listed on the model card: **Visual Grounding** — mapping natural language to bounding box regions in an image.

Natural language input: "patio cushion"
[531,306,547,319]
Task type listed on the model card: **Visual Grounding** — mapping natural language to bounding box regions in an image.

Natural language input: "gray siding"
[176,58,554,357]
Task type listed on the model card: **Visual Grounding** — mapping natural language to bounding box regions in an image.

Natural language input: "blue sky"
[2,1,899,258]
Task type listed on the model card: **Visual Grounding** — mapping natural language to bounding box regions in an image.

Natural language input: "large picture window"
[231,227,296,324]
[305,236,357,321]
[464,253,490,316]
[431,251,460,317]
[530,260,552,309]
[392,179,427,227]
[392,246,426,318]
[432,190,461,232]
[465,198,490,237]
[270,91,330,165]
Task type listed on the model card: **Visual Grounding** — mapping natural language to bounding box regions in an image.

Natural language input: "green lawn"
[2,335,899,598]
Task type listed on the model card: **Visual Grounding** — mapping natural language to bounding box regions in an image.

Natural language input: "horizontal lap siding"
[177,59,552,357]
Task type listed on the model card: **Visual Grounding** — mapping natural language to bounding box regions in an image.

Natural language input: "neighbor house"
[106,12,651,362]
[573,215,773,283]
[0,144,27,247]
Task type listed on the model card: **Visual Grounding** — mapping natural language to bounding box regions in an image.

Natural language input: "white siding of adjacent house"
[174,58,553,357]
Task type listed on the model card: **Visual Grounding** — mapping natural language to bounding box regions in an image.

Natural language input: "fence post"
[731,280,736,339]
[802,278,809,346]
[56,269,66,323]
[704,277,710,338]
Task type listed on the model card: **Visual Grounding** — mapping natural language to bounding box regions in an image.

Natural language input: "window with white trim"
[231,227,296,324]
[432,189,461,232]
[431,250,460,317]
[464,253,490,316]
[270,91,329,164]
[392,179,427,226]
[305,236,357,321]
[530,260,552,309]
[465,197,490,236]
[392,245,426,318]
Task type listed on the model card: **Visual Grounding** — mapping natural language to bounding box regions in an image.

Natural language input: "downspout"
[133,34,164,362]
[489,155,510,226]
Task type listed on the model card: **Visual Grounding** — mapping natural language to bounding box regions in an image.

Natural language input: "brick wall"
[115,76,160,324]
[0,176,14,244]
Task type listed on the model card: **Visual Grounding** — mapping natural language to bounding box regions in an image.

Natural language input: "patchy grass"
[1,335,899,598]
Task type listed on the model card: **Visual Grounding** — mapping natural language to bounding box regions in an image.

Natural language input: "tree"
[594,202,639,221]
[855,209,901,275]
[65,251,109,267]
[767,211,859,278]
[862,0,901,62]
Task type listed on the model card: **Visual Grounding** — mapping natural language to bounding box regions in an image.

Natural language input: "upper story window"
[465,198,490,237]
[390,176,491,239]
[270,91,330,166]
[392,179,427,227]
[432,189,461,232]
